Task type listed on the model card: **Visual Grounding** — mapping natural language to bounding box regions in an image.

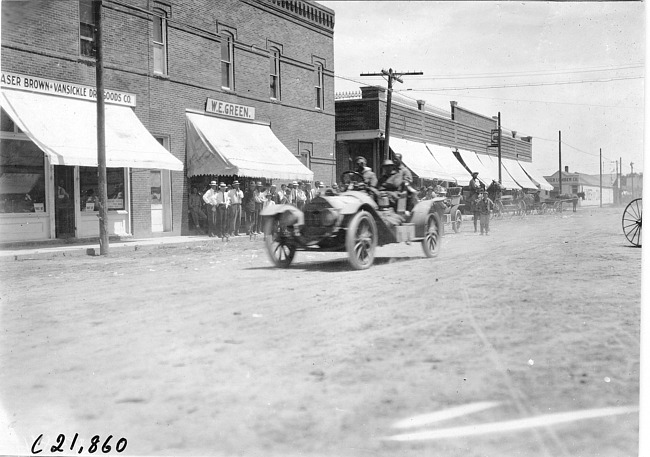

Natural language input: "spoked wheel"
[494,201,504,220]
[540,203,547,215]
[518,201,526,218]
[452,208,462,233]
[264,217,296,267]
[422,213,442,258]
[622,198,642,247]
[345,211,377,270]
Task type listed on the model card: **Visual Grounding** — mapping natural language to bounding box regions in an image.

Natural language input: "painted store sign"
[205,98,255,120]
[0,71,136,107]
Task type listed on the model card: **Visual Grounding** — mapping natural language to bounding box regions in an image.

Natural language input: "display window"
[79,167,125,211]
[0,139,46,213]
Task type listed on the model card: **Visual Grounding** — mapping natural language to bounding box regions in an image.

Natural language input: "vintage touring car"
[260,171,446,270]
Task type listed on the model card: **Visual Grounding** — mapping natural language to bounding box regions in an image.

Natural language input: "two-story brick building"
[1,0,335,242]
[335,87,552,193]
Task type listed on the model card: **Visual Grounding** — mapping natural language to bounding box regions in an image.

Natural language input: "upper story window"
[269,48,281,99]
[221,33,234,90]
[314,63,324,109]
[152,8,168,75]
[79,0,98,58]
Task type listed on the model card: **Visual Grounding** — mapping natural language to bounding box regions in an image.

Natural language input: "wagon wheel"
[540,203,547,215]
[622,198,642,247]
[518,201,526,218]
[422,213,441,258]
[345,211,378,270]
[264,217,296,268]
[452,208,463,233]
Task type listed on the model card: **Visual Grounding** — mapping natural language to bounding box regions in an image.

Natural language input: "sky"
[318,1,645,178]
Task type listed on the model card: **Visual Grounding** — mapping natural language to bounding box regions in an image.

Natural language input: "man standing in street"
[469,171,482,232]
[244,181,257,236]
[216,183,230,239]
[228,180,243,236]
[476,191,494,235]
[202,180,220,237]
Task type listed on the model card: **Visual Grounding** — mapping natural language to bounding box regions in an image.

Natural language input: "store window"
[221,32,234,90]
[0,139,46,214]
[152,7,168,75]
[314,63,324,109]
[79,0,98,58]
[79,167,125,211]
[269,48,281,100]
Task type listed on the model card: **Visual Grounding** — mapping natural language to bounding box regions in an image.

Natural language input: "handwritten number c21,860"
[31,434,127,454]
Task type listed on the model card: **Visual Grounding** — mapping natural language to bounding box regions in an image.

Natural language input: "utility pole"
[558,131,562,196]
[497,112,502,184]
[95,0,109,255]
[630,162,635,198]
[619,157,622,205]
[360,68,423,161]
[599,148,602,208]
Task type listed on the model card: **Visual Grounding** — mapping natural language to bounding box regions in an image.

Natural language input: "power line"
[534,136,615,161]
[353,63,643,81]
[396,75,643,92]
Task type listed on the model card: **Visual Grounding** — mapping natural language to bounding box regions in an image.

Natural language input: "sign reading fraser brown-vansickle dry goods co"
[205,97,255,120]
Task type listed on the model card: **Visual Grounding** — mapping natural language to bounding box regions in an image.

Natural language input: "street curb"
[0,235,263,261]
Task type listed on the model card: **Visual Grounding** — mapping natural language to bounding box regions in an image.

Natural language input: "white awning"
[456,149,499,185]
[186,112,313,181]
[518,161,554,191]
[478,154,521,189]
[0,89,183,170]
[425,144,471,185]
[501,158,539,189]
[389,137,455,181]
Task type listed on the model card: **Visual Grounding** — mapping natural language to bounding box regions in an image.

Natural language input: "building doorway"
[54,165,75,238]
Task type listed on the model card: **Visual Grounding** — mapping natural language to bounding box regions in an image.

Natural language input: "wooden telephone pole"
[94,0,109,255]
[360,69,423,161]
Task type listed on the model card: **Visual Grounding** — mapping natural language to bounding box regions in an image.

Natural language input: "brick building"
[1,0,335,242]
[335,87,552,193]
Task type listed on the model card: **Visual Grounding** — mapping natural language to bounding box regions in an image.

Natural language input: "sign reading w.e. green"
[205,98,255,120]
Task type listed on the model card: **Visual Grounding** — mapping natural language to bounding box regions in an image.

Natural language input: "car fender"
[411,200,445,237]
[260,204,304,226]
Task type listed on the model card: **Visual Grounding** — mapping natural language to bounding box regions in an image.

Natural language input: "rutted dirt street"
[0,206,641,457]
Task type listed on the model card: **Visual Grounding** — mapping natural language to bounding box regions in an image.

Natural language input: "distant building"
[544,167,614,206]
[334,87,551,192]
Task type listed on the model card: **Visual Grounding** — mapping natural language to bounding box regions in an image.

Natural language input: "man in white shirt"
[202,181,220,237]
[228,180,244,236]
[216,182,231,239]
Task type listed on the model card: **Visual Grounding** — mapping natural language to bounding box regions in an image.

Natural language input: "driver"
[354,156,378,188]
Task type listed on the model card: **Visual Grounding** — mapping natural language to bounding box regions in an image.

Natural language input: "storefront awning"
[518,161,554,191]
[478,154,521,189]
[425,144,471,185]
[456,149,500,186]
[185,112,314,180]
[0,89,183,170]
[389,137,455,181]
[501,158,539,189]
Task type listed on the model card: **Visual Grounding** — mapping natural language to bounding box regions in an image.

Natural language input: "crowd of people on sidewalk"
[188,178,337,238]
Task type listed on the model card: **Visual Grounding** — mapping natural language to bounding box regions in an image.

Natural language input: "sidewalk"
[0,233,260,260]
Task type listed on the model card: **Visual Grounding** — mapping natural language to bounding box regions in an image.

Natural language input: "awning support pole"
[95,0,109,255]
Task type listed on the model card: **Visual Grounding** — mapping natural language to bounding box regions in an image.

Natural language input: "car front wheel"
[264,217,296,268]
[345,211,377,270]
[422,213,441,258]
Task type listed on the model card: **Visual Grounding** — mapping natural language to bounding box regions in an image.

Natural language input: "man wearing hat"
[354,156,378,189]
[202,180,220,237]
[296,181,307,210]
[254,181,265,234]
[215,182,230,239]
[228,180,244,236]
[243,181,257,235]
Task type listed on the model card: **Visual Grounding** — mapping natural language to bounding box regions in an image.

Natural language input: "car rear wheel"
[345,211,377,270]
[264,217,296,268]
[422,213,441,258]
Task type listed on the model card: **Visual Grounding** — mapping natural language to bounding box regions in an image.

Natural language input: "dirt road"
[0,207,641,457]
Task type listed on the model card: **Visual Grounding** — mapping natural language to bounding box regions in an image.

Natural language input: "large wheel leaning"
[345,211,378,270]
[452,208,462,233]
[264,217,296,267]
[422,213,442,258]
[622,198,642,247]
